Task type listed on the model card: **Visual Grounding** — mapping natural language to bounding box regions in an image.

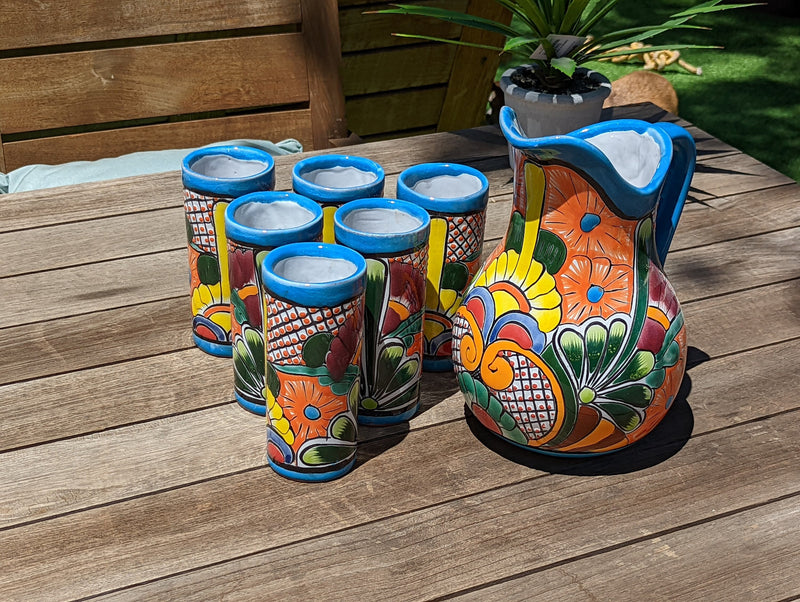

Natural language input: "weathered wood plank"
[346,86,448,137]
[2,110,315,171]
[0,298,192,386]
[300,0,348,149]
[437,0,509,132]
[339,0,466,53]
[341,44,457,96]
[0,35,309,134]
[453,496,800,601]
[2,324,798,531]
[689,151,795,199]
[0,208,185,278]
[0,0,302,51]
[0,251,189,329]
[0,348,232,453]
[5,406,795,600]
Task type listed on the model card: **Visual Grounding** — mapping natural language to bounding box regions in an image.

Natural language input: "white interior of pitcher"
[585,130,661,188]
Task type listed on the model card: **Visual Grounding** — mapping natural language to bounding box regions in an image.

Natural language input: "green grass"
[502,2,800,182]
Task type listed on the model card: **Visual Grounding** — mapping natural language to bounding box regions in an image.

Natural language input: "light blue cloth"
[0,138,302,194]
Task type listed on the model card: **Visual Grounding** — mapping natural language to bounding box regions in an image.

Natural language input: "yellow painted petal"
[530,288,562,311]
[492,289,521,317]
[210,311,231,331]
[439,289,459,312]
[198,284,214,306]
[424,318,445,340]
[527,270,557,300]
[521,260,545,291]
[534,306,561,333]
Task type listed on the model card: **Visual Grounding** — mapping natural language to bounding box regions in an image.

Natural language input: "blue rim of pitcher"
[292,155,385,205]
[224,191,323,247]
[333,198,431,255]
[182,145,276,197]
[396,163,489,214]
[260,242,367,307]
[499,106,677,217]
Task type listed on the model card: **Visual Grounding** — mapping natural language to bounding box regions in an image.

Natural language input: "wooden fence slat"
[345,86,449,137]
[0,0,302,51]
[341,44,457,96]
[0,35,309,134]
[339,0,467,53]
[2,110,314,171]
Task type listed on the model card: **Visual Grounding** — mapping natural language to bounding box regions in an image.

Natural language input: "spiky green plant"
[375,1,756,91]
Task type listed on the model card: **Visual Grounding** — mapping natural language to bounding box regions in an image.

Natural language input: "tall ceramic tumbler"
[334,198,431,425]
[182,145,276,357]
[292,154,384,244]
[224,192,324,415]
[261,242,366,482]
[397,163,489,371]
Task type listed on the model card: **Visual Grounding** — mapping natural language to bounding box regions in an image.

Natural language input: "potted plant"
[377,1,753,137]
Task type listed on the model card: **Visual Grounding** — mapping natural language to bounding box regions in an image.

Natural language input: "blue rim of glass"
[224,191,323,247]
[292,154,385,204]
[333,198,431,255]
[182,145,276,197]
[396,162,489,214]
[260,242,367,307]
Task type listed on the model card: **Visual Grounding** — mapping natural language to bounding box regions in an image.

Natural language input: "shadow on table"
[465,346,710,476]
[353,370,461,472]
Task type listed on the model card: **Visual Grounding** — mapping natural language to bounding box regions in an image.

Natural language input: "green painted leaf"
[329,371,358,396]
[302,332,333,368]
[603,384,653,408]
[266,362,280,398]
[533,229,568,275]
[197,254,220,285]
[230,289,248,325]
[644,368,666,389]
[301,444,356,466]
[597,401,641,432]
[600,318,628,373]
[501,425,529,446]
[386,358,420,392]
[615,350,656,384]
[330,415,357,442]
[499,409,518,431]
[559,330,584,380]
[382,384,420,410]
[487,394,504,420]
[442,262,470,292]
[659,340,681,368]
[585,323,607,374]
[376,343,405,392]
[505,212,525,254]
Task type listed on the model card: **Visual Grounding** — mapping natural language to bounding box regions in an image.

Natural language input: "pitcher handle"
[653,122,696,265]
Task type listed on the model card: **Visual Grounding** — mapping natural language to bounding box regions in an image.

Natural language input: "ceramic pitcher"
[452,106,696,456]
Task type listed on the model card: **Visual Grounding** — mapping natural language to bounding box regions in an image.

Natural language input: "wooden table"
[1,103,798,600]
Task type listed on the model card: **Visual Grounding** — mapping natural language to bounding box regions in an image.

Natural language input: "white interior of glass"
[274,256,357,283]
[411,173,483,198]
[343,207,422,234]
[303,165,378,188]
[585,130,661,188]
[234,200,314,230]
[191,154,268,178]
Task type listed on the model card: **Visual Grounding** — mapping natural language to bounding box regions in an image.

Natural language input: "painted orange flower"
[279,374,347,448]
[558,255,633,323]
[542,165,638,265]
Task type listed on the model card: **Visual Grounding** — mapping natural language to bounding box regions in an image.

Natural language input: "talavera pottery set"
[181,106,696,479]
